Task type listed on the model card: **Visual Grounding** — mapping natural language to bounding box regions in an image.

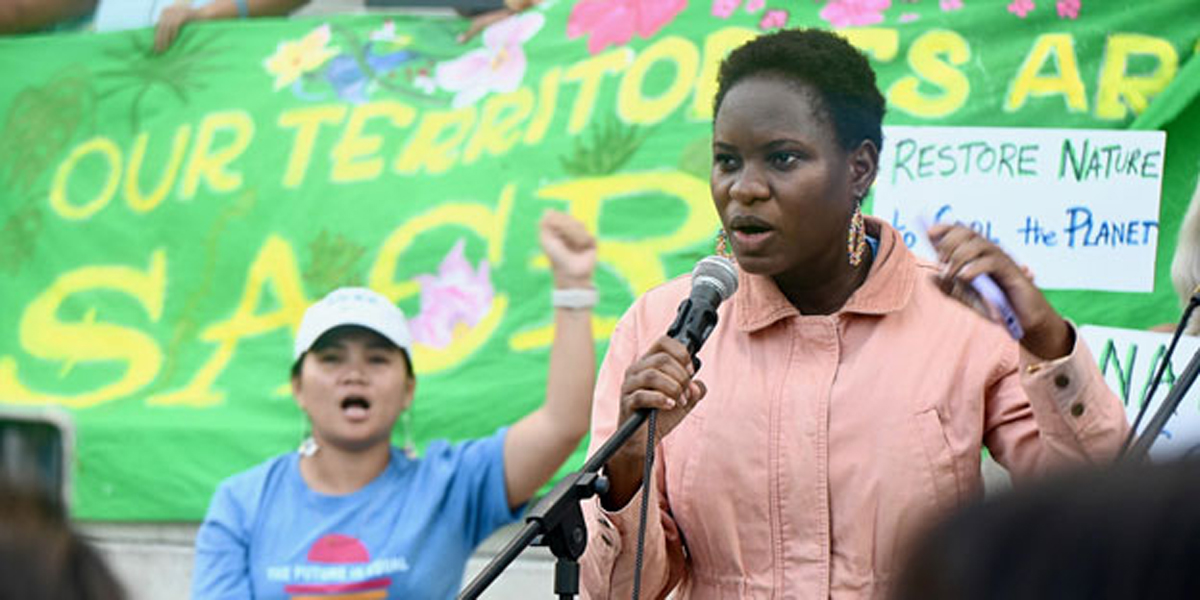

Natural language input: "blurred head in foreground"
[892,460,1200,600]
[0,482,125,600]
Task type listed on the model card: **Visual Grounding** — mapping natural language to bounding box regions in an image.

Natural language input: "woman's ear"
[848,139,880,200]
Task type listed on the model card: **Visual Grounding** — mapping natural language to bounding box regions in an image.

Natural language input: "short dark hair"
[290,325,414,380]
[714,28,886,152]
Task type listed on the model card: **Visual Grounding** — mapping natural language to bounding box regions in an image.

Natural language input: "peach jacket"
[580,218,1129,599]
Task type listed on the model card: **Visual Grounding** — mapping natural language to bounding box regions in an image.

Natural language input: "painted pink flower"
[1056,0,1080,19]
[1008,0,1035,18]
[567,0,687,55]
[745,0,766,13]
[819,0,891,28]
[712,0,740,18]
[759,9,790,30]
[434,12,544,107]
[940,0,963,11]
[409,241,494,350]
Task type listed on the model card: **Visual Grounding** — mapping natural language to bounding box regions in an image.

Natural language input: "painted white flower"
[409,241,494,349]
[434,12,544,108]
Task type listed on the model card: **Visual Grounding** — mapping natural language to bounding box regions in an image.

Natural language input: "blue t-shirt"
[191,429,520,599]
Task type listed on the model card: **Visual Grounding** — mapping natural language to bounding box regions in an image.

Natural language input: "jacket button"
[1054,374,1070,388]
[1070,403,1085,417]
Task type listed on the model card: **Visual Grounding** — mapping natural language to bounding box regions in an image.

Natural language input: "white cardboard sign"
[1081,325,1200,459]
[873,126,1165,292]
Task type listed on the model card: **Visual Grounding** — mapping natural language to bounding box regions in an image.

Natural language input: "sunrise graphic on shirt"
[284,534,390,599]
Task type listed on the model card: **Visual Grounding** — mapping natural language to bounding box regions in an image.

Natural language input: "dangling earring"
[401,410,416,459]
[847,199,866,267]
[298,434,320,457]
[715,229,734,260]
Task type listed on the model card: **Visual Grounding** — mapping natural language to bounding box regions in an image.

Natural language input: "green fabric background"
[0,1,1196,519]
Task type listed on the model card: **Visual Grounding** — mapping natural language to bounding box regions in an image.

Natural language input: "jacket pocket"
[913,408,961,512]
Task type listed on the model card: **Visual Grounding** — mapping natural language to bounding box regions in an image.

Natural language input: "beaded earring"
[847,199,866,267]
[298,435,319,457]
[715,229,734,260]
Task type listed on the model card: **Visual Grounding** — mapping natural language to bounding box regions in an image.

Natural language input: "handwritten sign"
[1081,325,1200,459]
[873,126,1166,292]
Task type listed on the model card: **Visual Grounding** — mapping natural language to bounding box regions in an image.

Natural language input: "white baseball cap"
[294,287,413,360]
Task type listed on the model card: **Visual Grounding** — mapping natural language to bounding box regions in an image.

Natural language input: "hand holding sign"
[929,223,1072,360]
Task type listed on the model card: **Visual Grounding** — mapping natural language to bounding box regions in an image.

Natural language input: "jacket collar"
[735,216,918,333]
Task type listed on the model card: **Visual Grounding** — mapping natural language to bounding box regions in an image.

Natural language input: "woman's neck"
[774,233,875,316]
[299,441,392,496]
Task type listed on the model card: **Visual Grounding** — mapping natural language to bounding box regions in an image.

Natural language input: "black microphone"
[667,256,739,369]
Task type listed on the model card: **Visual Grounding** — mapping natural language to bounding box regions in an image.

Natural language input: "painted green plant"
[0,67,95,195]
[0,196,45,276]
[96,31,226,132]
[151,189,256,393]
[559,118,648,177]
[303,230,367,293]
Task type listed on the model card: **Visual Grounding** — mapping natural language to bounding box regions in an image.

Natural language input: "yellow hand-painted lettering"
[278,105,349,188]
[125,126,193,213]
[692,26,758,120]
[1006,34,1087,113]
[180,110,255,200]
[150,236,308,406]
[367,185,516,374]
[888,30,971,119]
[464,88,535,165]
[394,106,478,175]
[563,48,633,134]
[1095,33,1178,120]
[840,28,900,62]
[618,36,700,126]
[50,136,122,220]
[536,170,717,296]
[0,251,166,409]
[332,101,416,183]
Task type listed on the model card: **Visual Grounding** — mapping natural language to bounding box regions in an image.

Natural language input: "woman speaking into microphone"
[579,28,1128,599]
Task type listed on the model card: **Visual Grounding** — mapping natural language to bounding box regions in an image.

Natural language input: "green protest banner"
[1,0,1197,519]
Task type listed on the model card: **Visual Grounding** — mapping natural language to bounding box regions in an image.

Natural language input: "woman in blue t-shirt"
[192,210,598,599]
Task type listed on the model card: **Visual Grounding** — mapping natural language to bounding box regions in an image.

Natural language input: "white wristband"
[552,288,598,309]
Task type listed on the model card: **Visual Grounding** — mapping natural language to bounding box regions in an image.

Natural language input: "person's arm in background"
[502,210,597,509]
[191,482,254,599]
[154,0,307,53]
[0,0,96,34]
[456,0,539,43]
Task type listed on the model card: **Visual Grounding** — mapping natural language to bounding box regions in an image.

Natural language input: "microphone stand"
[1122,344,1200,463]
[1119,289,1200,463]
[461,255,736,598]
[458,408,654,599]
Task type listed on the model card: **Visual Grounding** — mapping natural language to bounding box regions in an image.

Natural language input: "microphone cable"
[628,255,734,599]
[1117,288,1200,460]
[631,410,657,600]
